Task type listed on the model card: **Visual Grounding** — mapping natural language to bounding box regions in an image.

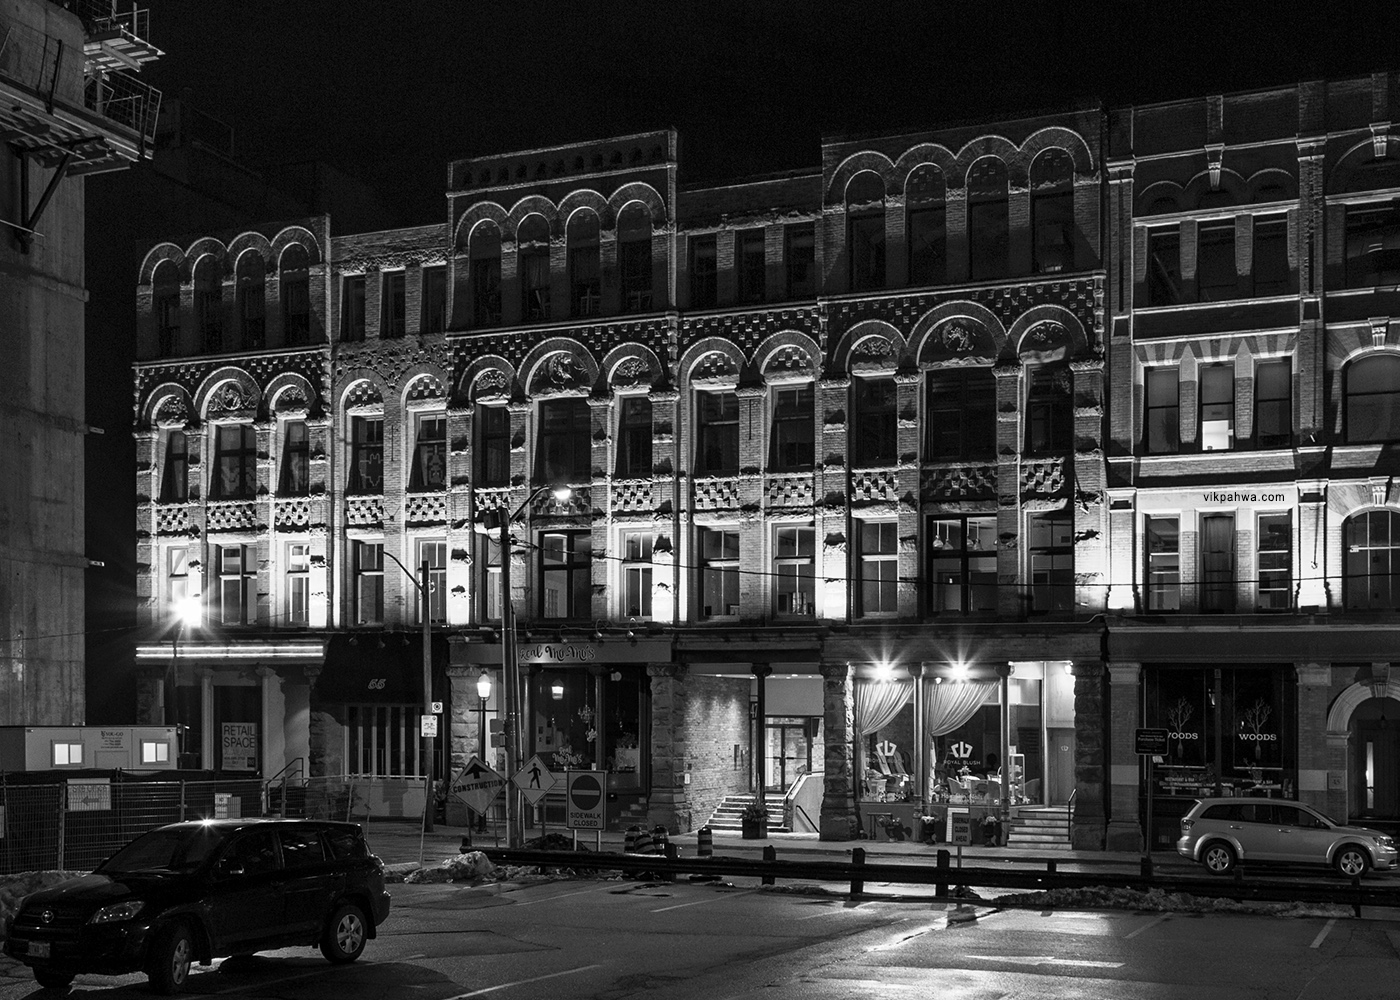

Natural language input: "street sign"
[420,714,439,738]
[430,701,444,715]
[565,770,606,830]
[512,754,558,806]
[1135,728,1169,755]
[67,779,111,812]
[450,756,506,815]
[948,808,972,846]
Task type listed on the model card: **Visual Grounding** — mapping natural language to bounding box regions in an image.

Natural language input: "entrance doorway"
[764,717,815,792]
[1353,698,1400,821]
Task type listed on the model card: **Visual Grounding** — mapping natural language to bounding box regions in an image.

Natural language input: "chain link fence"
[0,774,435,875]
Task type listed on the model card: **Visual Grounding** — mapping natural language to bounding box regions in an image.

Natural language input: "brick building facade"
[128,72,1400,845]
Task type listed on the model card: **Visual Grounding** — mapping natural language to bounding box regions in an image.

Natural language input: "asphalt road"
[1,874,1397,999]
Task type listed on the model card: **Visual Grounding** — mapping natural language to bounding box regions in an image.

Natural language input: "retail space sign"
[565,770,606,830]
[512,754,558,807]
[451,756,506,815]
[1134,728,1169,756]
[221,723,258,771]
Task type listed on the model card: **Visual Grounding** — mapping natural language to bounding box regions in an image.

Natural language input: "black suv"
[4,818,391,994]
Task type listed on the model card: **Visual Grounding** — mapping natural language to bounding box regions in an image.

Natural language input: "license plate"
[27,941,50,959]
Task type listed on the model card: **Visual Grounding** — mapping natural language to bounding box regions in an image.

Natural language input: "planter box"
[740,819,767,840]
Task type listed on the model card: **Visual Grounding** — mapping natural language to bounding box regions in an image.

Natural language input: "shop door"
[765,722,811,792]
[1048,728,1075,805]
[1355,720,1400,819]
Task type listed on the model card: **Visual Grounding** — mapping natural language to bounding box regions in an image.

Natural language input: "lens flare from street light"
[551,486,572,502]
[476,670,492,700]
[175,596,202,628]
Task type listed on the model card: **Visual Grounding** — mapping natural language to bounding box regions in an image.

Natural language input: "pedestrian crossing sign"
[512,754,558,806]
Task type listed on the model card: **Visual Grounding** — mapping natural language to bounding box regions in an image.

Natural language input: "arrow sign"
[512,754,558,806]
[450,756,505,814]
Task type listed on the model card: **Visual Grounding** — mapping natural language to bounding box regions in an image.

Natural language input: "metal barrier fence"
[0,774,433,875]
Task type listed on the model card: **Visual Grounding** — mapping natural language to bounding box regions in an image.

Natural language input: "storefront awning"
[315,633,448,705]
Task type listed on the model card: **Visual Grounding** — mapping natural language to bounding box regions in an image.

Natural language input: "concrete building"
[1,0,160,728]
[127,70,1400,846]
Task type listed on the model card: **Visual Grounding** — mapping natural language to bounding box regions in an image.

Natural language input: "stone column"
[1070,659,1108,849]
[1296,662,1332,813]
[1104,661,1141,851]
[993,362,1024,617]
[647,663,691,833]
[819,660,859,841]
[752,665,771,792]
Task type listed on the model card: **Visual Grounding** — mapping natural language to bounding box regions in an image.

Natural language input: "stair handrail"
[1067,787,1077,844]
[263,757,306,817]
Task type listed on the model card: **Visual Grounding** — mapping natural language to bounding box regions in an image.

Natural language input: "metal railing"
[84,69,161,145]
[1067,787,1077,844]
[72,0,150,43]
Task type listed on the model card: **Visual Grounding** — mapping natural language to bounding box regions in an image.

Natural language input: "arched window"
[279,244,310,346]
[846,171,885,291]
[470,222,502,327]
[1344,510,1400,609]
[193,256,222,353]
[567,210,601,317]
[1345,354,1400,443]
[152,260,181,357]
[617,203,653,313]
[518,214,552,321]
[235,251,266,349]
[906,165,946,286]
[1030,149,1074,274]
[967,157,1009,281]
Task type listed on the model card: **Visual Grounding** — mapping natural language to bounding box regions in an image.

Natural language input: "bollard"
[936,849,950,897]
[697,825,713,858]
[1352,875,1362,919]
[1140,854,1154,879]
[762,845,776,886]
[851,847,865,896]
[459,832,472,852]
[662,842,677,882]
[1047,859,1056,875]
[652,824,670,856]
[624,825,641,853]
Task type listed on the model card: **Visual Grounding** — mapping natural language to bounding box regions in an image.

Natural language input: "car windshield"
[97,826,226,874]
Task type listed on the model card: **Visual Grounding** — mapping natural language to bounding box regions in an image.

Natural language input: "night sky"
[79,0,1399,721]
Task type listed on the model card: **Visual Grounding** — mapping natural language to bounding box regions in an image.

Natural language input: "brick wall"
[680,674,750,829]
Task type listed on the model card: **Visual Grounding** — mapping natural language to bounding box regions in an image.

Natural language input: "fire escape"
[1,0,163,252]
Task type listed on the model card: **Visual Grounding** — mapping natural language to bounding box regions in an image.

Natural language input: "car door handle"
[1228,825,1242,830]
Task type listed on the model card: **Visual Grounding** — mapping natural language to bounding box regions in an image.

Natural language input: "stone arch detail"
[826,151,897,202]
[194,367,260,420]
[264,372,320,416]
[890,146,958,196]
[1328,137,1400,193]
[141,382,194,429]
[1181,169,1249,208]
[458,358,515,404]
[336,369,390,411]
[184,238,230,279]
[505,195,560,238]
[520,338,599,396]
[600,343,666,391]
[453,201,510,250]
[225,231,274,268]
[910,300,1008,362]
[1007,305,1092,359]
[1245,168,1298,202]
[952,136,1022,188]
[607,182,667,226]
[139,243,187,286]
[828,319,908,373]
[1018,127,1096,177]
[270,226,323,268]
[557,190,612,230]
[1326,679,1400,736]
[754,331,822,381]
[400,366,452,405]
[679,337,745,382]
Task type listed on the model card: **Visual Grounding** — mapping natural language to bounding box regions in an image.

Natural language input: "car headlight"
[1377,836,1396,849]
[89,900,146,925]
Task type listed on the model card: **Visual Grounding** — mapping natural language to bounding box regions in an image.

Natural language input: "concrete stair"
[1007,805,1071,850]
[705,793,790,833]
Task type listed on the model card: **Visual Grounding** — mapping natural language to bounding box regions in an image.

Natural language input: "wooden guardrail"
[481,846,1400,916]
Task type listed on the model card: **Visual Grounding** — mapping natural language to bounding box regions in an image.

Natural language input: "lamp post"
[476,669,491,832]
[379,551,437,833]
[482,483,571,848]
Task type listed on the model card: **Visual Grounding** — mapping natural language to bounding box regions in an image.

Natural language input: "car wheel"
[1201,841,1237,875]
[320,903,367,964]
[1334,844,1371,878]
[33,969,75,990]
[147,922,195,995]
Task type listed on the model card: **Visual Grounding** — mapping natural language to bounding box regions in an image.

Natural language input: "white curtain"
[853,680,913,781]
[923,680,997,784]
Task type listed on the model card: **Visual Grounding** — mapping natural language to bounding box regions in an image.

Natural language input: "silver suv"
[1177,798,1397,877]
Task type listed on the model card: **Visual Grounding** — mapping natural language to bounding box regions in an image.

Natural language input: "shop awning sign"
[450,756,505,814]
[1135,728,1169,756]
[565,770,606,830]
[512,754,558,807]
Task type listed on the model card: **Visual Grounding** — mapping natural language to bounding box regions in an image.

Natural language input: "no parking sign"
[565,770,606,830]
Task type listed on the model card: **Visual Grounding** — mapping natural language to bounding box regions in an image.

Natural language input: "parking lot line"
[1124,913,1170,939]
[1309,918,1337,949]
[510,884,612,906]
[446,964,602,998]
[651,889,757,913]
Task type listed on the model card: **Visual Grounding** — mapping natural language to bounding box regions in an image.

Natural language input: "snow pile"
[402,851,496,884]
[994,885,1352,916]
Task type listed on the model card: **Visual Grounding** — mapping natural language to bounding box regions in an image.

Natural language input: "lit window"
[167,547,189,611]
[929,516,997,614]
[479,532,502,623]
[621,531,653,619]
[700,528,740,619]
[53,742,83,766]
[140,741,170,765]
[410,413,447,490]
[1199,365,1234,451]
[773,526,815,617]
[858,521,898,616]
[1145,516,1180,612]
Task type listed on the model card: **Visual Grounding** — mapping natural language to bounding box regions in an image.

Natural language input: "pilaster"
[1104,661,1142,851]
[647,663,691,833]
[819,661,859,840]
[1295,662,1332,814]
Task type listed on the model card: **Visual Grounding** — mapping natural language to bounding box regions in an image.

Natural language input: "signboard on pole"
[512,754,558,807]
[1135,728,1169,756]
[450,756,506,815]
[420,714,439,738]
[67,778,111,812]
[565,770,606,830]
[948,808,972,846]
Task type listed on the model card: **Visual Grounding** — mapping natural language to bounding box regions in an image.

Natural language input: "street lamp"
[482,483,572,848]
[476,669,491,833]
[378,550,437,833]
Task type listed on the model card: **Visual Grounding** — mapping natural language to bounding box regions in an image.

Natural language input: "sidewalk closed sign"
[221,723,257,771]
[948,808,973,846]
[565,770,606,830]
